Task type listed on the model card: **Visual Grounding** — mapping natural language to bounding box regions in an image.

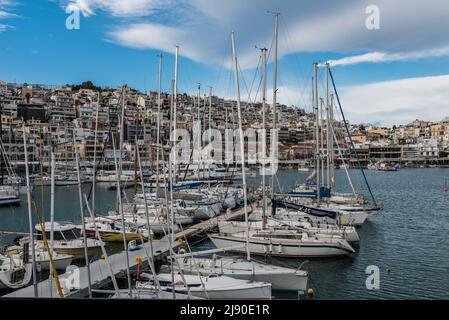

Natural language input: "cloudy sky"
[1,0,449,126]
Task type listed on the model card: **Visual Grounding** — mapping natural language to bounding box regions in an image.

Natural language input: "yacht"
[169,255,309,292]
[33,222,102,259]
[0,185,21,206]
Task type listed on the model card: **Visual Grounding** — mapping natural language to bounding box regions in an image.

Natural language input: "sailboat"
[135,272,272,299]
[170,255,308,292]
[0,185,20,206]
[31,222,102,259]
[83,216,153,242]
[0,252,32,289]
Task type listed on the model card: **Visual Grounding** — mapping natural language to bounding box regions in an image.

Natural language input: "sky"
[1,0,449,126]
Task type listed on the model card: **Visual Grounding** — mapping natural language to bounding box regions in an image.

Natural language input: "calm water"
[1,169,448,299]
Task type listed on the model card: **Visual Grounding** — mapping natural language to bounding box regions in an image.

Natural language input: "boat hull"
[209,234,353,258]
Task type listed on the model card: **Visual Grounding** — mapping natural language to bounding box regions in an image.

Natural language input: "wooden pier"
[173,206,250,240]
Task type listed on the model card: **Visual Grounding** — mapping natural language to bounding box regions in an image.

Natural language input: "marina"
[1,168,448,299]
[1,1,448,303]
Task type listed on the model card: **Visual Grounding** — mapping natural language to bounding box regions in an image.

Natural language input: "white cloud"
[89,0,449,70]
[0,10,16,18]
[0,1,17,32]
[336,74,449,126]
[261,74,449,127]
[63,0,174,17]
[326,47,449,67]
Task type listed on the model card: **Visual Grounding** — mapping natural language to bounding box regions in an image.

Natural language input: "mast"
[111,132,132,297]
[119,86,126,182]
[197,83,201,175]
[320,98,325,188]
[0,104,3,185]
[330,94,335,188]
[231,31,250,261]
[49,148,56,296]
[135,137,161,292]
[325,62,331,189]
[92,92,100,216]
[172,46,179,183]
[73,130,93,298]
[208,87,212,181]
[313,63,321,205]
[261,47,268,229]
[271,12,279,198]
[23,122,38,297]
[156,54,163,190]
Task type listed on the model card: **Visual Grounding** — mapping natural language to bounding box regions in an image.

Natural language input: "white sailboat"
[4,244,73,271]
[136,272,272,299]
[0,185,20,206]
[209,229,354,258]
[32,222,102,259]
[0,253,32,289]
[170,255,308,292]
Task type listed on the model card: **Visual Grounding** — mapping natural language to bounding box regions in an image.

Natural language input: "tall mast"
[119,86,126,180]
[231,31,250,261]
[271,12,279,198]
[49,148,56,297]
[156,54,163,190]
[325,62,331,189]
[111,132,132,297]
[197,83,201,173]
[92,92,100,216]
[330,94,335,188]
[172,46,179,183]
[73,129,92,298]
[313,63,321,205]
[208,87,212,180]
[261,47,268,229]
[320,98,325,188]
[23,122,38,297]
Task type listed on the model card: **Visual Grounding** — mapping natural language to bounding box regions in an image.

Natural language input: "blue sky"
[1,0,449,126]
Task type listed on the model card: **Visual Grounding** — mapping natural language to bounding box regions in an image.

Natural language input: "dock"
[3,206,250,298]
[173,206,250,240]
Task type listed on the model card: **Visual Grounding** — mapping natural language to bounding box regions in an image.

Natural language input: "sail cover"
[272,199,338,219]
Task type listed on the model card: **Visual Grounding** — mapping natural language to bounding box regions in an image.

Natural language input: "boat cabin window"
[62,229,81,240]
[37,231,66,241]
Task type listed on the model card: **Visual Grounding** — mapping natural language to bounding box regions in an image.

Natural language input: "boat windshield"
[62,229,81,240]
[38,231,65,241]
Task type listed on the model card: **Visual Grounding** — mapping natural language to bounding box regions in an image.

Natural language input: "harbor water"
[1,169,448,299]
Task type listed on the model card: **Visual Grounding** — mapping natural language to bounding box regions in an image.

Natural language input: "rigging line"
[329,68,377,206]
[237,55,260,106]
[212,37,232,95]
[279,17,311,110]
[331,96,363,193]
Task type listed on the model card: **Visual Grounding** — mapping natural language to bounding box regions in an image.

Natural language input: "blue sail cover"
[281,186,331,199]
[166,181,204,191]
[272,198,338,219]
